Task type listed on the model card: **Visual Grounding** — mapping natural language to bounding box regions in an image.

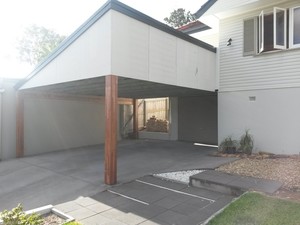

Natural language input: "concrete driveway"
[0,140,235,211]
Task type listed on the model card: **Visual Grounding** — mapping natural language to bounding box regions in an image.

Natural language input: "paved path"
[0,140,236,211]
[55,176,234,225]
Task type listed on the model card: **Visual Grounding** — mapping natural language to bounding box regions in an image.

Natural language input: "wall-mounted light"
[227,38,232,46]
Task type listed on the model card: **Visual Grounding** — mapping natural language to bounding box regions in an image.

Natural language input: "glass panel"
[258,11,264,53]
[244,18,255,55]
[293,7,300,44]
[264,14,274,51]
[275,10,285,46]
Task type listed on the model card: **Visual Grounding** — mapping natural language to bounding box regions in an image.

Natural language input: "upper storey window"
[243,6,300,56]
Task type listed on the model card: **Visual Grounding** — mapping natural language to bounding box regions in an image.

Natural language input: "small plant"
[239,130,254,155]
[64,222,82,225]
[0,204,43,225]
[219,136,238,154]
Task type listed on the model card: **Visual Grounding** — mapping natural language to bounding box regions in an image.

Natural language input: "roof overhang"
[15,0,216,91]
[20,76,215,99]
[196,0,291,21]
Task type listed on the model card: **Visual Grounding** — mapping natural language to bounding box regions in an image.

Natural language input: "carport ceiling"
[26,76,215,98]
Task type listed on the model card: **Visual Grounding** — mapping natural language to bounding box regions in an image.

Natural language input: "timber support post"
[104,75,118,185]
[16,92,24,158]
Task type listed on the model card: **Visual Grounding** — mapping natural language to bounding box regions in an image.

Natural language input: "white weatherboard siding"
[20,11,112,90]
[219,88,300,155]
[219,1,300,92]
[111,11,216,91]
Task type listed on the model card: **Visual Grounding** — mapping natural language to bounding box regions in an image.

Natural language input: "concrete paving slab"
[191,170,283,195]
[75,197,100,207]
[67,207,97,220]
[55,201,85,213]
[85,202,112,213]
[80,213,119,225]
[0,159,30,177]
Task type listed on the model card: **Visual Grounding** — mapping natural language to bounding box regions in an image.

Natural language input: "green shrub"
[0,204,43,225]
[239,130,254,155]
[64,222,82,225]
[219,136,238,154]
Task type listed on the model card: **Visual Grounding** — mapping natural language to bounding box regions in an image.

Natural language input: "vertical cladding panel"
[218,88,300,155]
[177,40,199,89]
[178,95,218,144]
[111,11,149,80]
[177,40,216,91]
[149,27,177,85]
[21,11,112,90]
[219,1,300,92]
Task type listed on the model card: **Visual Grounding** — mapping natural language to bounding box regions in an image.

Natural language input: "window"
[290,6,300,48]
[243,5,299,55]
[274,7,286,49]
[243,18,256,55]
[258,8,286,53]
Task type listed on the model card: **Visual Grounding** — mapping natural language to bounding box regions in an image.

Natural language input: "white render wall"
[219,87,300,155]
[218,0,300,92]
[111,11,216,92]
[24,98,108,156]
[0,79,18,160]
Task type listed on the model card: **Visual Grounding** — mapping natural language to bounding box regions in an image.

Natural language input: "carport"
[15,0,217,185]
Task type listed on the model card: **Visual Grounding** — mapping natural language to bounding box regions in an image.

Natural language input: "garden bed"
[216,156,300,201]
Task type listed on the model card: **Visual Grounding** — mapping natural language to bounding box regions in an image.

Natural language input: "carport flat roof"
[16,0,216,91]
[22,76,215,99]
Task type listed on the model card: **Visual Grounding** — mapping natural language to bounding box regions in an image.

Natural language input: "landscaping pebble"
[154,170,204,184]
[217,157,300,190]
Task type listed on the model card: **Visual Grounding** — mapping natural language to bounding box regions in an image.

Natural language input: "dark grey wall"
[178,94,217,145]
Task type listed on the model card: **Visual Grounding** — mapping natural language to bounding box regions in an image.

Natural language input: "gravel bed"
[217,157,300,190]
[154,170,204,184]
[42,213,65,225]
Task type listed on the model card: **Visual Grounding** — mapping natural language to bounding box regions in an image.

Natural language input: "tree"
[164,8,196,28]
[17,25,66,66]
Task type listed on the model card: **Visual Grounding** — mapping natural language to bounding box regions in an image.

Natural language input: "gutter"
[194,0,218,19]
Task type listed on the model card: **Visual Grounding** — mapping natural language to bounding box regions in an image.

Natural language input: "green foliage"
[219,136,238,154]
[164,8,196,28]
[0,204,43,225]
[208,192,300,225]
[64,222,82,225]
[239,130,254,155]
[17,25,66,65]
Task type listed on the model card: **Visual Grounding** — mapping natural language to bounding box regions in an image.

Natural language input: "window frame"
[258,10,264,53]
[289,6,300,49]
[273,7,287,49]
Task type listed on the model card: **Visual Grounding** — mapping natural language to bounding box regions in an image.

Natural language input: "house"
[12,0,218,185]
[2,0,298,185]
[192,0,300,155]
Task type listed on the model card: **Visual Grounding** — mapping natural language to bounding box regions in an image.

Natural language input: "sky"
[0,0,206,79]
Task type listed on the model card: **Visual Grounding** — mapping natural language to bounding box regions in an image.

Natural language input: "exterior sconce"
[227,38,232,46]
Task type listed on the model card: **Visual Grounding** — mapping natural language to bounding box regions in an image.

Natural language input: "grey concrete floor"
[0,140,236,211]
